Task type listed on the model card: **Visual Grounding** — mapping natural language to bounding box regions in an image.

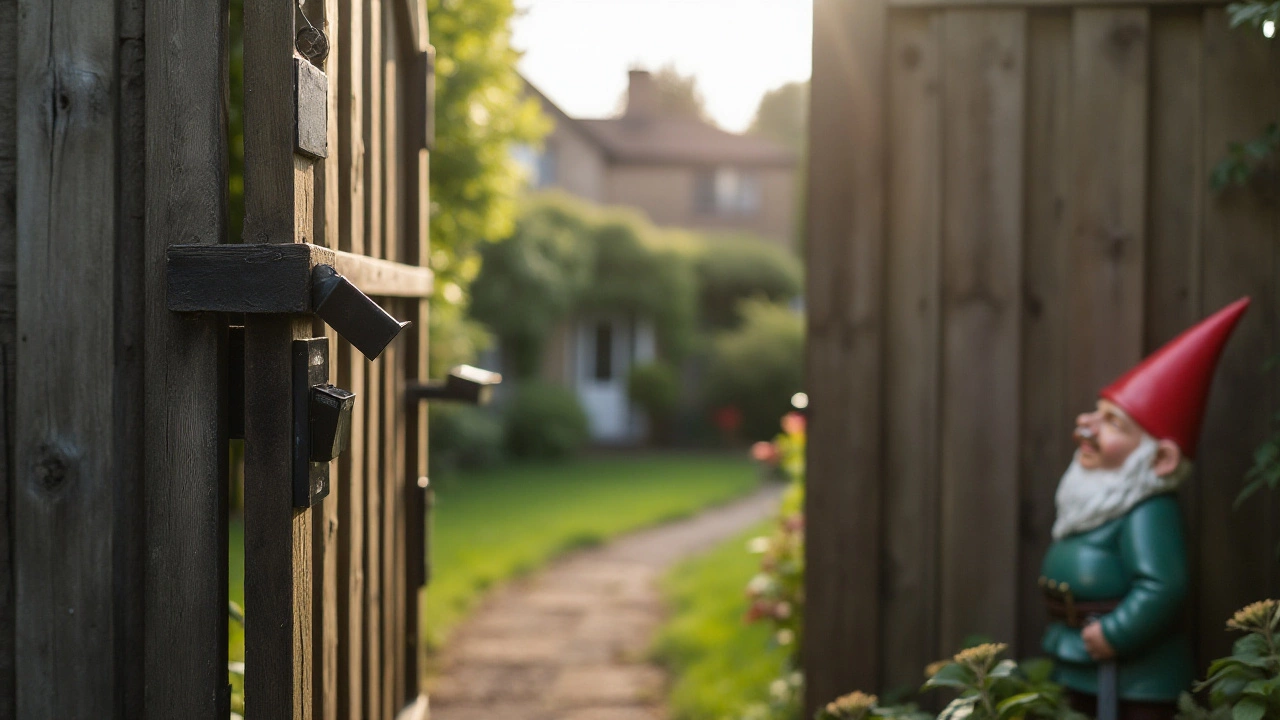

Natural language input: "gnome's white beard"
[1051,435,1184,540]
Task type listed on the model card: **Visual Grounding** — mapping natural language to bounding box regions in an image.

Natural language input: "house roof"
[577,117,795,167]
[524,77,796,168]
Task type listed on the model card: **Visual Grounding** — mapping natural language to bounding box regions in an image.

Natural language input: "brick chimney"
[625,69,657,119]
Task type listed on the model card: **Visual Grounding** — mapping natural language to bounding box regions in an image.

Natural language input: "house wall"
[605,164,795,247]
[544,114,607,202]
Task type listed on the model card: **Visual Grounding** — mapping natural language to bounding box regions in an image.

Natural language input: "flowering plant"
[739,412,808,719]
[1178,599,1280,720]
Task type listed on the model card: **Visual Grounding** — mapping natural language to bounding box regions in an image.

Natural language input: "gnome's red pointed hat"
[1100,297,1251,459]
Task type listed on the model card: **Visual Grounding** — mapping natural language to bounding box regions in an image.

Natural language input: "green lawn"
[652,521,794,720]
[228,452,761,660]
[426,453,760,648]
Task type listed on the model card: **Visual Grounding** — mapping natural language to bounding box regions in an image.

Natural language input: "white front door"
[576,317,632,443]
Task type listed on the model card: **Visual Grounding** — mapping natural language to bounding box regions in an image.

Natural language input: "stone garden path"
[428,485,784,720]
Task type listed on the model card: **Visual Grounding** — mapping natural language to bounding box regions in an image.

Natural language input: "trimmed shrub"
[705,300,804,442]
[628,362,681,443]
[428,404,506,479]
[504,381,590,460]
[694,233,802,330]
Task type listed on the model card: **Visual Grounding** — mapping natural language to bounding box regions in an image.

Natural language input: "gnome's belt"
[1043,594,1120,628]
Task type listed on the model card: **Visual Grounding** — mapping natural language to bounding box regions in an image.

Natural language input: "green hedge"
[504,380,590,460]
[706,300,805,442]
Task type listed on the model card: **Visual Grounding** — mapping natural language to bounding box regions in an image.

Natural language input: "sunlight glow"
[1264,20,1275,38]
[791,393,808,410]
[512,0,813,132]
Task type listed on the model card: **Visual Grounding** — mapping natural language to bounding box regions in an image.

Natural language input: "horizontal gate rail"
[167,243,434,313]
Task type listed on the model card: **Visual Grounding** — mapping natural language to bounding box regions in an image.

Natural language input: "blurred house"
[521,70,798,247]
[509,71,797,444]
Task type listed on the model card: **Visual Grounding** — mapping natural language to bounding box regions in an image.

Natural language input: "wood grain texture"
[1146,7,1205,648]
[1196,7,1279,664]
[337,0,369,712]
[882,9,942,693]
[142,0,229,716]
[15,0,120,712]
[0,0,15,713]
[241,0,318,713]
[1016,9,1073,660]
[804,0,888,711]
[314,1,341,717]
[382,18,410,705]
[937,8,1025,653]
[167,243,433,312]
[1066,7,1150,416]
[363,0,385,714]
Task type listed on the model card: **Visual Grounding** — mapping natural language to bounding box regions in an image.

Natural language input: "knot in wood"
[32,443,73,495]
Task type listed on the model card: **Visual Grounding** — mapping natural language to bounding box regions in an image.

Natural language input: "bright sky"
[511,0,813,133]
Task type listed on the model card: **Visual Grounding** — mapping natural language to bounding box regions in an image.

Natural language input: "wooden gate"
[2,0,436,717]
[807,0,1280,714]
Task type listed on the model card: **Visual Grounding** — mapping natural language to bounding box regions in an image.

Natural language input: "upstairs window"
[695,167,761,216]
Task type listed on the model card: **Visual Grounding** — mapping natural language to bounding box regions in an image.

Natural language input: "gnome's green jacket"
[1040,493,1195,702]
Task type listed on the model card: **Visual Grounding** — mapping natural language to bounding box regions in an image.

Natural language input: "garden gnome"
[1040,297,1251,720]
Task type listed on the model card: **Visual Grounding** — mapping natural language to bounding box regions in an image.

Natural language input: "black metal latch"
[292,338,356,508]
[406,365,502,405]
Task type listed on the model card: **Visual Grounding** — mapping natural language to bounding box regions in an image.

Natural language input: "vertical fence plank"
[1147,7,1205,653]
[143,0,229,715]
[1066,8,1149,416]
[883,9,942,695]
[337,0,369,713]
[314,0,342,717]
[241,0,318,714]
[1017,8,1073,660]
[363,2,385,714]
[15,0,120,712]
[1197,7,1279,664]
[382,13,402,708]
[804,0,888,711]
[937,8,1025,653]
[0,0,15,712]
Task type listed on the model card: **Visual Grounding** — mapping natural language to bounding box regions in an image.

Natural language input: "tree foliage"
[427,0,550,371]
[748,81,809,155]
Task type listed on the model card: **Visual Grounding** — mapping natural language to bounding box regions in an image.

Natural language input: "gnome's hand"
[1082,620,1115,661]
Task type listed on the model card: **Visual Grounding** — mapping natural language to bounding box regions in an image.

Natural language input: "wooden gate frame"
[2,0,435,716]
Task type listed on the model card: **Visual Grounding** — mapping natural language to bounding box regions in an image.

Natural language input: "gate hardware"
[310,384,355,462]
[312,264,410,360]
[167,243,429,361]
[295,57,328,159]
[294,338,356,507]
[406,365,502,405]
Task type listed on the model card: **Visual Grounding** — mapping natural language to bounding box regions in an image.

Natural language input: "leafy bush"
[1179,599,1280,720]
[706,300,805,442]
[504,381,589,460]
[428,404,506,478]
[695,233,802,329]
[470,196,595,376]
[628,362,681,435]
[471,193,698,376]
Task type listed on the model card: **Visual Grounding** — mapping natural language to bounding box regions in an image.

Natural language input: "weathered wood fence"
[0,0,435,717]
[807,0,1280,714]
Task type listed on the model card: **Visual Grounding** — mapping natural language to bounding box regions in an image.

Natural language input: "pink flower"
[751,441,779,464]
[781,412,806,436]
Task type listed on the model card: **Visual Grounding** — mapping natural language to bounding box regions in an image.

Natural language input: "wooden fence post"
[241,0,319,716]
[143,0,229,716]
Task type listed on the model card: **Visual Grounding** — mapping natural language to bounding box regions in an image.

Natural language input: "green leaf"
[1019,658,1054,684]
[925,663,978,692]
[940,696,979,720]
[1243,679,1271,697]
[1233,697,1266,720]
[989,660,1018,680]
[996,693,1041,720]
